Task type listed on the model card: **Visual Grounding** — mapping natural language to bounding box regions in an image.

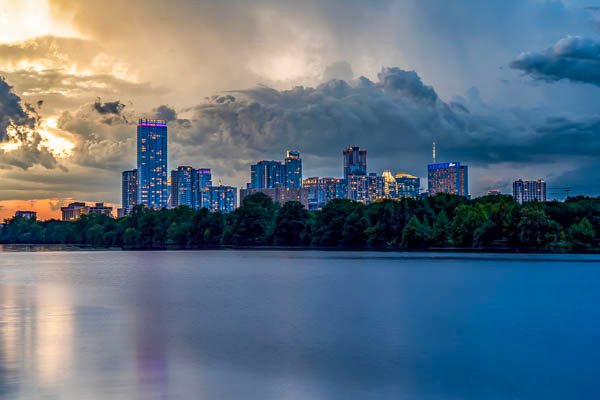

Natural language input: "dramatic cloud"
[510,36,600,86]
[0,77,34,138]
[93,99,125,115]
[322,61,354,82]
[153,105,177,122]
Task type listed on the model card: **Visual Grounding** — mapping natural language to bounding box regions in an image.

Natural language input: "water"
[1,250,599,399]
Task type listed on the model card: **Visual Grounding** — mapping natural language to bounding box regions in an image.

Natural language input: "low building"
[512,179,546,204]
[61,202,113,221]
[15,210,36,220]
[89,203,113,217]
[61,202,89,221]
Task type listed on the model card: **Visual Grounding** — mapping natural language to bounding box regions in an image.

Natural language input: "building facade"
[61,202,89,221]
[428,162,469,197]
[196,168,212,209]
[512,179,547,204]
[284,150,302,188]
[208,185,237,213]
[250,160,285,189]
[343,146,367,180]
[395,173,421,198]
[137,119,168,208]
[89,203,113,217]
[121,169,137,215]
[14,211,36,220]
[171,166,195,208]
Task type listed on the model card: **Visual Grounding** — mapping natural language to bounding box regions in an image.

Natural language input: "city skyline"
[2,0,600,219]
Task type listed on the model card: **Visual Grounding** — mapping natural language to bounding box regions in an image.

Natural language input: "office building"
[428,162,469,197]
[121,169,137,215]
[250,160,285,189]
[89,203,113,217]
[395,173,421,198]
[196,168,212,209]
[171,166,195,208]
[302,177,348,210]
[512,179,546,204]
[284,150,302,188]
[343,146,367,179]
[208,185,237,213]
[61,202,90,221]
[14,211,36,220]
[137,119,168,208]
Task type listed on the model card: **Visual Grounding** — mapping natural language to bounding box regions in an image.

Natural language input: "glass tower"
[343,146,367,180]
[427,162,468,197]
[284,150,302,188]
[171,166,194,208]
[121,169,137,215]
[137,119,168,208]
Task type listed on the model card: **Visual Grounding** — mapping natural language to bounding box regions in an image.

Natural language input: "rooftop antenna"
[432,140,436,164]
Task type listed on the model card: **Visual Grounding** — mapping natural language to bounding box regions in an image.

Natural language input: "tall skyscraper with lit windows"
[428,162,469,197]
[343,146,367,180]
[137,119,168,208]
[121,169,137,215]
[284,150,302,188]
[171,166,194,208]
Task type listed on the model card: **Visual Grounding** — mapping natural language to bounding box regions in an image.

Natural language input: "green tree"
[567,217,596,251]
[273,201,308,246]
[402,215,431,249]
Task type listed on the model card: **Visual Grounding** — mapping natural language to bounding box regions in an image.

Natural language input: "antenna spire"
[432,140,436,164]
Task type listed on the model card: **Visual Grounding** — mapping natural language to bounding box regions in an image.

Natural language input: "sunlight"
[0,117,75,157]
[0,0,80,43]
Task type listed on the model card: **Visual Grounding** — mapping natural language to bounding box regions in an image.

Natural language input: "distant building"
[428,162,469,197]
[512,179,546,204]
[240,187,303,205]
[302,177,347,210]
[137,119,168,208]
[61,202,89,221]
[15,211,36,220]
[121,169,137,215]
[171,166,195,208]
[89,203,113,217]
[395,173,421,198]
[487,189,502,196]
[208,185,237,213]
[284,150,302,188]
[343,146,367,179]
[250,160,285,189]
[196,168,212,209]
[347,175,369,202]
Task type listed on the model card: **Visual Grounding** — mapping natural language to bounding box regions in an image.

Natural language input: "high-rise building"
[250,160,285,189]
[137,119,168,209]
[89,203,113,217]
[208,185,237,213]
[347,175,370,203]
[512,179,546,204]
[171,166,195,208]
[121,169,137,215]
[428,162,468,197]
[14,211,36,220]
[343,146,367,179]
[195,168,212,209]
[284,150,302,188]
[395,173,420,198]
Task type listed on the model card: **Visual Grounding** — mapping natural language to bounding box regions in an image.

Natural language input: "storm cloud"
[510,36,600,86]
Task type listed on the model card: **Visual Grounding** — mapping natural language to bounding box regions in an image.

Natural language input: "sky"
[1,0,600,219]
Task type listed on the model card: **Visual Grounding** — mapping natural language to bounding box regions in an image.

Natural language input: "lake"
[1,250,599,399]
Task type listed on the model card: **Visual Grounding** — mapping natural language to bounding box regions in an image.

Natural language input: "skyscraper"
[171,166,195,208]
[395,173,420,198]
[137,119,168,208]
[284,150,302,188]
[195,168,212,209]
[121,169,137,215]
[513,179,546,204]
[428,162,468,197]
[250,160,285,189]
[343,146,367,180]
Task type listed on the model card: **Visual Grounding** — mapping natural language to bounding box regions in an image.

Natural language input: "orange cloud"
[0,198,117,221]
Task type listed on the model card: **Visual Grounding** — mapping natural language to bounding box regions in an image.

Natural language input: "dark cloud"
[93,99,125,115]
[0,76,35,138]
[153,105,177,122]
[510,36,600,86]
[170,67,600,195]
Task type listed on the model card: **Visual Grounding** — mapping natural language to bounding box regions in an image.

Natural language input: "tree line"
[1,193,599,252]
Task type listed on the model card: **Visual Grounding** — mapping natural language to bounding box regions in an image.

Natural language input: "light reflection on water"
[1,250,600,399]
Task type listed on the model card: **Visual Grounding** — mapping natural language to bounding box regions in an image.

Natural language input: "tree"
[518,204,561,249]
[568,217,596,251]
[227,192,277,245]
[273,201,308,246]
[451,205,487,247]
[402,216,431,249]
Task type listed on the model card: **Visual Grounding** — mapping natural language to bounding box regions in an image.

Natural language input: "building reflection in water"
[0,283,74,396]
[133,255,169,400]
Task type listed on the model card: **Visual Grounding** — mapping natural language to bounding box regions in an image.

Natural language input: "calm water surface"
[1,250,599,399]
